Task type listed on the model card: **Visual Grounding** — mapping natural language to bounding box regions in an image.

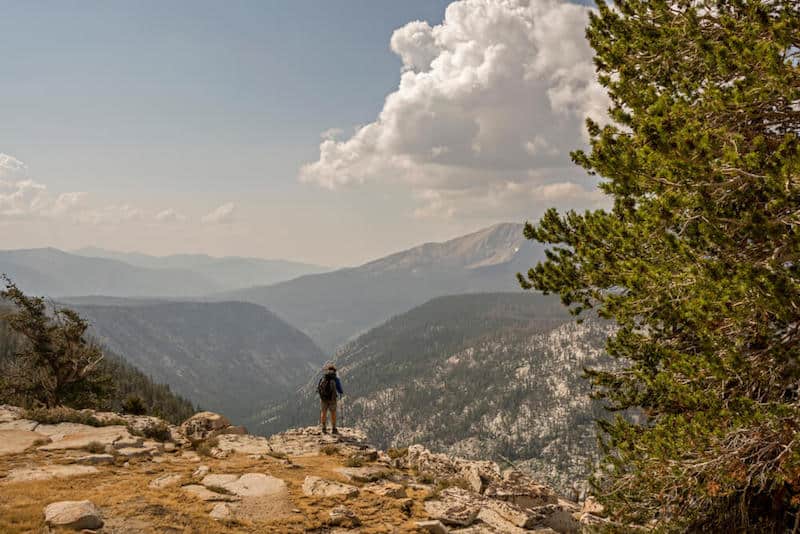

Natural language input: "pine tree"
[1,276,112,408]
[519,0,800,530]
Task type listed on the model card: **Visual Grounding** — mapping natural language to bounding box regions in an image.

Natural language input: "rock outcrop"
[0,405,604,532]
[43,500,103,530]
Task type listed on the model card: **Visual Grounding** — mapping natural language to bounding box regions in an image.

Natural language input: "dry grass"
[0,441,430,533]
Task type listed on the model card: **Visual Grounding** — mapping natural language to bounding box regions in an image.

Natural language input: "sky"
[0,0,608,267]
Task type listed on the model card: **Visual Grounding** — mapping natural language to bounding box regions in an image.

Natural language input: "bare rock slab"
[363,480,408,498]
[302,476,359,498]
[38,425,133,451]
[0,429,47,456]
[424,488,481,527]
[43,500,103,530]
[5,464,98,483]
[335,466,391,482]
[149,473,183,489]
[182,484,240,502]
[75,454,115,465]
[416,520,450,534]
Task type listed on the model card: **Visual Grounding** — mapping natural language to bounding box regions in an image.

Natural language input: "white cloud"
[77,204,143,225]
[154,208,187,223]
[300,0,610,218]
[0,154,88,219]
[201,202,236,224]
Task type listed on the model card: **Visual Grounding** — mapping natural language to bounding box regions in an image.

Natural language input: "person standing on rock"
[318,363,344,435]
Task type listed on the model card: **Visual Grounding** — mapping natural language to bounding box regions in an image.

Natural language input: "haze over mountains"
[0,248,328,298]
[221,223,545,352]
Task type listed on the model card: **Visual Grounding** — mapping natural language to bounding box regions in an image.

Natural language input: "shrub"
[121,395,147,416]
[194,437,219,457]
[85,441,106,454]
[387,447,408,459]
[139,421,171,442]
[343,455,364,468]
[321,445,338,456]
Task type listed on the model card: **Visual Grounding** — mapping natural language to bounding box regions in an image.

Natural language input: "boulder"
[180,412,231,441]
[182,484,240,502]
[329,505,361,527]
[75,454,115,465]
[363,480,407,498]
[192,465,210,480]
[423,488,481,527]
[210,502,237,520]
[215,434,272,456]
[149,473,183,489]
[223,473,287,498]
[201,474,240,487]
[335,466,391,482]
[0,404,25,423]
[43,500,103,530]
[484,470,558,509]
[116,446,158,458]
[0,429,47,456]
[5,465,98,483]
[416,520,449,534]
[407,445,500,493]
[302,476,359,498]
[38,425,134,451]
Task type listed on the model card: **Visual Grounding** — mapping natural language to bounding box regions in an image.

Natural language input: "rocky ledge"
[0,405,606,533]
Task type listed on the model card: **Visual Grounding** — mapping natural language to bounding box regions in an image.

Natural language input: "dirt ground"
[0,447,430,533]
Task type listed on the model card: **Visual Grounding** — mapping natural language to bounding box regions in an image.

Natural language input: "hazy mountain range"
[74,247,329,290]
[219,223,545,352]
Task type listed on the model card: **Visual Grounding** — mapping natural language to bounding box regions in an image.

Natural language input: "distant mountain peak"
[361,222,526,273]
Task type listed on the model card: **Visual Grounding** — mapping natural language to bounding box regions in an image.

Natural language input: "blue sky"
[0,0,606,265]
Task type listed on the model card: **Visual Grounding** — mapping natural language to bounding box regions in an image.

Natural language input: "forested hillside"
[258,293,613,494]
[72,300,326,426]
[0,308,194,424]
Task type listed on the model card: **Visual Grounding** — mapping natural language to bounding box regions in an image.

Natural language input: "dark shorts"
[320,399,337,412]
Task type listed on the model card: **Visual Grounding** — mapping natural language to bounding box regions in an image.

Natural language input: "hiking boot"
[331,427,339,435]
[321,426,328,434]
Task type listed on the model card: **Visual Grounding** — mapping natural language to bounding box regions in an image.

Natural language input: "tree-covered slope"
[72,300,326,426]
[0,310,195,424]
[257,293,612,493]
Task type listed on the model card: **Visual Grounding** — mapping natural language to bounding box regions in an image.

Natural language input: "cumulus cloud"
[0,154,88,219]
[77,204,143,225]
[201,202,236,224]
[154,208,187,223]
[299,0,610,218]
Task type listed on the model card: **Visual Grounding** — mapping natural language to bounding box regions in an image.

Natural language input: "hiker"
[317,363,343,434]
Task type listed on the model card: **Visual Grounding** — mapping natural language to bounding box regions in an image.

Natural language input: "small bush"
[321,445,338,456]
[121,395,147,416]
[417,472,435,484]
[24,407,102,427]
[344,455,364,468]
[139,421,171,442]
[31,437,51,447]
[387,447,408,459]
[85,441,106,454]
[194,437,219,457]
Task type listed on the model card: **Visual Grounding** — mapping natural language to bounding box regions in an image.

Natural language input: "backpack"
[318,374,337,402]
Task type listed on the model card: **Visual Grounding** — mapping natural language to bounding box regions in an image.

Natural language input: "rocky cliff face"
[0,405,608,533]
